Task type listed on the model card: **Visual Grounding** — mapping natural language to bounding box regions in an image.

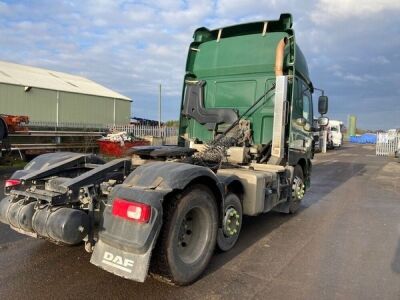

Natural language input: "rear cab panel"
[180,16,293,146]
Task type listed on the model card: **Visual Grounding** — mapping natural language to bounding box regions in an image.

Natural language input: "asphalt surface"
[0,144,399,299]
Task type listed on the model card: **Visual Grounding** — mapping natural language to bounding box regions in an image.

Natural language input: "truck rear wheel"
[152,184,218,285]
[289,165,305,213]
[217,193,242,252]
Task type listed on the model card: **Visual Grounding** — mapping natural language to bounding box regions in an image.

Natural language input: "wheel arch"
[185,175,224,204]
[216,174,244,197]
[294,157,312,189]
[162,175,224,226]
[296,157,311,173]
[296,158,305,173]
[215,175,244,224]
[226,180,244,202]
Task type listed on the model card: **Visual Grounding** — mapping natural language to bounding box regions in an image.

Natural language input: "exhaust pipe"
[275,37,288,76]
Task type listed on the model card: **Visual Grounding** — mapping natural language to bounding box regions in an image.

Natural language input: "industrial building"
[0,60,131,126]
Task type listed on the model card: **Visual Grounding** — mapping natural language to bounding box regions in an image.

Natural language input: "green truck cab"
[180,13,327,188]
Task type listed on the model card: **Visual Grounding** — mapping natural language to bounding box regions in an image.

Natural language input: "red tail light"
[112,198,151,223]
[5,179,21,188]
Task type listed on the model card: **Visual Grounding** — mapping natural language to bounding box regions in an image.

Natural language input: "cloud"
[161,0,214,28]
[373,55,390,64]
[311,0,400,24]
[216,0,276,17]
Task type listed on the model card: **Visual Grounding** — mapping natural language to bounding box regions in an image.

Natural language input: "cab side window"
[292,78,303,119]
[302,90,312,123]
[302,82,313,124]
[292,78,313,124]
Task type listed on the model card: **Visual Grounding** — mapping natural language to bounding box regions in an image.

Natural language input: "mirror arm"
[314,87,325,96]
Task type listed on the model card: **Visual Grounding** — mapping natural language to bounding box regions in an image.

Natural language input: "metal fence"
[376,131,400,156]
[29,121,107,131]
[108,125,178,138]
[28,122,179,136]
[26,122,179,144]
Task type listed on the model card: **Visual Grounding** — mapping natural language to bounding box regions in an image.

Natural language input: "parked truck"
[327,119,343,149]
[0,14,328,285]
[312,118,322,153]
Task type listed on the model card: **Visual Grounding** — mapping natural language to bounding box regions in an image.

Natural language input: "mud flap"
[90,239,154,282]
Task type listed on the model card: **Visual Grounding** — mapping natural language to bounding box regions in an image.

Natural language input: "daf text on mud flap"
[102,251,134,273]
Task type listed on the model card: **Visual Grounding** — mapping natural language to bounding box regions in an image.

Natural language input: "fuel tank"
[32,207,90,245]
[7,200,36,232]
[0,196,89,245]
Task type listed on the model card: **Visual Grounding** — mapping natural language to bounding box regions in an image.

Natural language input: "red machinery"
[0,114,29,134]
[97,139,149,157]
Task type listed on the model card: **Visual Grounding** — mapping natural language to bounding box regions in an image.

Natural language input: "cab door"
[289,77,314,158]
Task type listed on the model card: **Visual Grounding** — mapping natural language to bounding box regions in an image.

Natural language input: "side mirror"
[318,116,329,127]
[318,96,328,115]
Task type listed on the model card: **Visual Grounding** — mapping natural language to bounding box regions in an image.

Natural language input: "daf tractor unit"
[0,14,328,285]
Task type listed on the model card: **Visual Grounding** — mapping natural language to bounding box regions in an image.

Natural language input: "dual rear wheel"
[152,184,242,285]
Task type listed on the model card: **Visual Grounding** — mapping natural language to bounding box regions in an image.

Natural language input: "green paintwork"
[179,14,313,148]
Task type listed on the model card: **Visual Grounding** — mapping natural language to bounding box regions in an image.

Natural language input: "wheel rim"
[222,206,240,237]
[176,206,210,264]
[292,176,305,201]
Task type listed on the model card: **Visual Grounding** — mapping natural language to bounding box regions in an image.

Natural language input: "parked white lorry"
[327,120,343,148]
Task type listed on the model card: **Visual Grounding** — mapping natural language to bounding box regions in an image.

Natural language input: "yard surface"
[0,144,399,299]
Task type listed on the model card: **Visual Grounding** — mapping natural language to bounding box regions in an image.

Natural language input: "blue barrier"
[349,134,377,144]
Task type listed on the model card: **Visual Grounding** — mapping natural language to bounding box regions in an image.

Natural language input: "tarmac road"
[0,144,399,299]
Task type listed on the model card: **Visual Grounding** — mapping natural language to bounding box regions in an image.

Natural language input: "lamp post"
[314,88,327,153]
[158,84,162,137]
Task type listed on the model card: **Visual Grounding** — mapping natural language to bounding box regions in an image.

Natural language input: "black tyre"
[0,119,7,141]
[289,165,305,213]
[152,184,218,285]
[217,193,242,252]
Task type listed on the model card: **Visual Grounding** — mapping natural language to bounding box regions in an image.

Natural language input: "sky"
[0,0,399,130]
